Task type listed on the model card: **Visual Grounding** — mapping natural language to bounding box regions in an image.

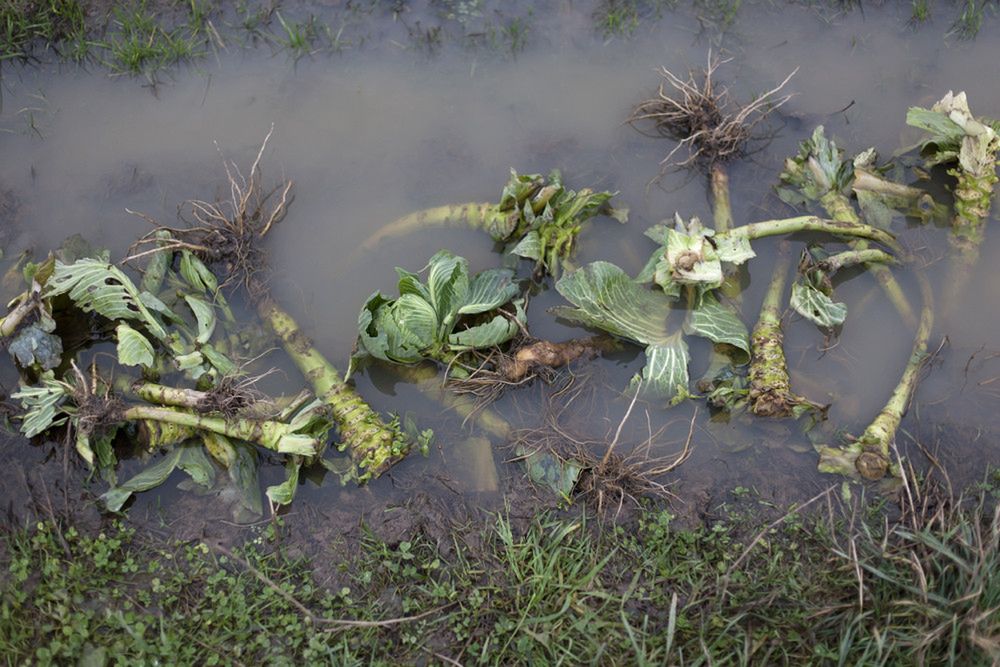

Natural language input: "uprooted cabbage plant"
[2,87,996,510]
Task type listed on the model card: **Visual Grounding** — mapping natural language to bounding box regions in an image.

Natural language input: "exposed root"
[510,380,694,516]
[200,370,276,419]
[67,361,124,443]
[449,335,616,407]
[628,53,796,177]
[125,125,292,299]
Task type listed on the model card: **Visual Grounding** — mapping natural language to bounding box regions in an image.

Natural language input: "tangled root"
[510,379,694,516]
[126,126,292,300]
[628,53,796,176]
[449,335,615,407]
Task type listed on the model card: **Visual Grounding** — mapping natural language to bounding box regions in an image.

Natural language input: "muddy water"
[1,2,999,523]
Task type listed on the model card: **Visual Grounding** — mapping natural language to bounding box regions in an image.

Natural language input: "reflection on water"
[1,2,999,515]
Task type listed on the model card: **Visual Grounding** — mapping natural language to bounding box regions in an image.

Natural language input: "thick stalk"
[121,405,320,456]
[257,294,408,479]
[134,382,206,410]
[748,247,793,417]
[356,202,498,257]
[852,170,928,200]
[819,191,916,328]
[848,273,933,480]
[818,248,896,273]
[748,245,822,418]
[721,216,900,252]
[710,163,743,303]
[942,168,996,310]
[710,163,733,233]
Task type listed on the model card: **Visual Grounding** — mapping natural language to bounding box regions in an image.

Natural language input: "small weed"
[594,0,673,38]
[948,0,994,39]
[101,1,205,79]
[910,0,931,24]
[274,11,321,59]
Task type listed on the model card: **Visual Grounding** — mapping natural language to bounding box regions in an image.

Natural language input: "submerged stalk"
[819,191,917,328]
[748,244,821,418]
[389,362,511,441]
[357,202,497,256]
[710,163,733,234]
[819,274,933,480]
[256,294,410,479]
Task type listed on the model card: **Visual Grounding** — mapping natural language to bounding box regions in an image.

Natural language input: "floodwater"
[1,1,999,526]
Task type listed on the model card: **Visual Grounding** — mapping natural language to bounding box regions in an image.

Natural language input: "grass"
[3,471,1000,664]
[0,0,87,62]
[99,1,204,78]
[0,0,997,74]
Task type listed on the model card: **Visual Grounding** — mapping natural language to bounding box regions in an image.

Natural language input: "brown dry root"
[449,335,616,405]
[510,379,694,516]
[628,53,796,175]
[125,126,291,299]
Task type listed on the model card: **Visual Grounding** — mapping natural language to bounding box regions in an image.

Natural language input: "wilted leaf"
[183,295,217,344]
[11,371,71,438]
[8,322,63,370]
[46,258,167,340]
[101,448,184,512]
[116,323,155,368]
[178,445,216,489]
[790,282,847,329]
[517,444,581,497]
[266,456,302,506]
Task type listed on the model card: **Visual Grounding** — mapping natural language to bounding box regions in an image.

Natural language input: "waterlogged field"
[4,1,1000,663]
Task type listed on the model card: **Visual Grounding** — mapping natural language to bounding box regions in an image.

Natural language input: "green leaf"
[392,294,440,350]
[686,293,750,364]
[266,457,302,506]
[448,313,519,350]
[554,261,674,346]
[179,251,219,294]
[635,335,690,401]
[424,250,469,329]
[906,107,966,147]
[790,282,847,329]
[183,295,217,344]
[116,323,155,367]
[101,448,184,512]
[201,344,236,376]
[459,268,519,315]
[11,371,72,438]
[395,267,431,302]
[45,258,167,340]
[139,290,181,324]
